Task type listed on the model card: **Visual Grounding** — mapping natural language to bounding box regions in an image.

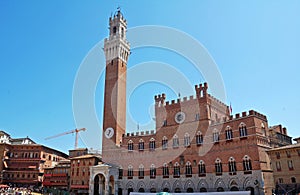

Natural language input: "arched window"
[225,126,233,140]
[162,136,168,150]
[149,138,156,151]
[239,123,247,137]
[288,160,294,170]
[228,157,237,174]
[185,161,192,176]
[173,162,180,177]
[163,163,169,177]
[150,164,156,178]
[121,27,124,38]
[196,131,203,145]
[243,155,252,172]
[113,26,117,34]
[215,158,222,175]
[276,161,281,171]
[198,160,206,176]
[195,113,200,121]
[138,139,144,151]
[291,177,296,183]
[128,165,133,178]
[184,133,191,147]
[213,129,220,143]
[261,123,266,136]
[173,134,179,148]
[138,164,144,178]
[118,168,123,179]
[128,140,134,151]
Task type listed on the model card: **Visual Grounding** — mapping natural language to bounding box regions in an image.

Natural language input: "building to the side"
[70,153,101,194]
[89,10,293,195]
[43,159,71,194]
[0,131,68,188]
[266,137,300,194]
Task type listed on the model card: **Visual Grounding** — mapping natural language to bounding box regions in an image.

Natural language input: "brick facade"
[96,11,294,195]
[267,141,300,194]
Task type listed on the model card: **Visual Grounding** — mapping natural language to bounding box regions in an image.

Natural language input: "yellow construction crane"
[45,128,86,149]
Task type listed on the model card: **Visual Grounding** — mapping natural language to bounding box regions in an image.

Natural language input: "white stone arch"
[93,173,106,195]
[228,177,241,189]
[137,181,146,191]
[149,181,158,191]
[243,176,254,189]
[172,180,183,192]
[128,140,133,144]
[213,128,219,133]
[197,179,209,190]
[126,181,135,190]
[239,122,246,128]
[215,157,221,163]
[149,137,155,141]
[214,178,226,189]
[184,179,195,191]
[161,181,171,192]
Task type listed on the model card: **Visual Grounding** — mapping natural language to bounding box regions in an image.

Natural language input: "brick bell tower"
[102,10,130,156]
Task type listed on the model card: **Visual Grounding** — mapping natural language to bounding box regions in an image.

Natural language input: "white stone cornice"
[104,37,130,63]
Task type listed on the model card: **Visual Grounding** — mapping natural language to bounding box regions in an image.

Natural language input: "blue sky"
[1,1,300,153]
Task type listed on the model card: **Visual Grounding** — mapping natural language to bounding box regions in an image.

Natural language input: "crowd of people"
[0,187,39,195]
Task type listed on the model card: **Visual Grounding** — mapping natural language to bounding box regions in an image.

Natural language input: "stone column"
[105,179,109,195]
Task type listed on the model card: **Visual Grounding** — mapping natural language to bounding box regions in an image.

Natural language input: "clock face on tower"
[175,112,186,124]
[104,127,114,139]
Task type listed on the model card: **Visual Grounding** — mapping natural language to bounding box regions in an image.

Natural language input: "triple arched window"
[225,126,233,140]
[243,155,252,171]
[185,161,192,176]
[239,123,248,137]
[162,136,168,150]
[228,157,237,174]
[215,158,222,175]
[138,139,144,151]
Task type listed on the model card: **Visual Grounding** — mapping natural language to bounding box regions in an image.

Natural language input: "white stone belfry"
[104,10,130,63]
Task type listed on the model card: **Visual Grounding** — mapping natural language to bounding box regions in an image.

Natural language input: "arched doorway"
[230,186,239,191]
[217,187,224,192]
[187,188,194,193]
[150,188,156,193]
[246,187,255,195]
[163,188,169,192]
[200,187,207,192]
[94,174,106,195]
[138,188,145,192]
[175,188,181,193]
[128,188,133,195]
[118,188,122,195]
[109,175,115,195]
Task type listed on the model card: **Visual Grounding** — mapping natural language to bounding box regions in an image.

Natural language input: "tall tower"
[102,10,130,156]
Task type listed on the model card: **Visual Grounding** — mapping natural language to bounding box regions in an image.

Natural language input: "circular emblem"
[175,112,185,124]
[104,127,114,139]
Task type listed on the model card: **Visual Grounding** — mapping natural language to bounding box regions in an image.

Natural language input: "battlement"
[154,82,230,110]
[208,94,228,108]
[210,110,268,125]
[195,82,208,98]
[229,110,267,121]
[123,130,156,138]
[154,93,166,106]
